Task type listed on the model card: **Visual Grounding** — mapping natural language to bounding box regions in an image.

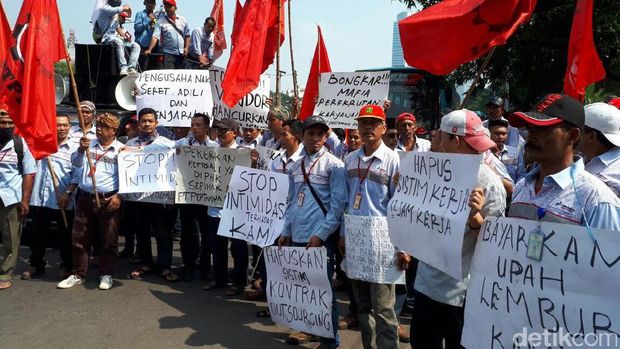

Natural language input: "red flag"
[210,0,227,60]
[261,0,285,72]
[222,0,284,108]
[299,26,332,120]
[399,0,536,75]
[563,0,605,102]
[0,0,67,159]
[0,4,10,61]
[231,0,244,46]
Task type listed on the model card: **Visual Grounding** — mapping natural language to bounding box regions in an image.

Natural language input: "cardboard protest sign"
[122,191,175,204]
[118,149,177,194]
[462,217,620,349]
[387,152,481,279]
[343,214,405,284]
[210,67,270,129]
[265,246,334,338]
[217,167,289,247]
[175,146,252,207]
[255,145,285,171]
[135,70,213,127]
[315,71,390,129]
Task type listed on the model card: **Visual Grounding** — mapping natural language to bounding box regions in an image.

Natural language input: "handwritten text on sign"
[462,217,620,349]
[218,167,289,247]
[387,152,481,279]
[255,145,285,171]
[315,71,390,129]
[122,191,175,204]
[344,214,405,284]
[118,149,177,194]
[136,70,214,127]
[210,67,270,129]
[265,246,334,338]
[175,146,252,207]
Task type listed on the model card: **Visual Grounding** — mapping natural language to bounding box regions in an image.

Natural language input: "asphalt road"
[1,240,410,349]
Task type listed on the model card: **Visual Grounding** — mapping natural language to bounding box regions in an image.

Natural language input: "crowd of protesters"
[2,91,620,349]
[1,1,620,349]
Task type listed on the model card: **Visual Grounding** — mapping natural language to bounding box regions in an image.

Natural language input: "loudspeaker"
[73,44,121,106]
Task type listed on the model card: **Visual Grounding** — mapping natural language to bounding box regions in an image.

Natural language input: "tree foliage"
[398,0,620,109]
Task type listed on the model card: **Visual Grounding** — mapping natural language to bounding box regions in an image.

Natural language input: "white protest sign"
[175,146,252,207]
[118,149,177,194]
[217,167,289,247]
[462,217,620,349]
[210,67,271,129]
[135,69,213,127]
[255,145,285,171]
[387,152,481,279]
[344,214,405,284]
[264,246,334,338]
[122,191,175,204]
[315,71,390,129]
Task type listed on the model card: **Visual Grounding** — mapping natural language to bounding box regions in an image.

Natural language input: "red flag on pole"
[299,26,332,120]
[0,0,67,159]
[231,0,244,46]
[0,4,10,62]
[563,0,605,102]
[399,0,536,75]
[261,0,285,73]
[210,0,227,60]
[222,0,284,108]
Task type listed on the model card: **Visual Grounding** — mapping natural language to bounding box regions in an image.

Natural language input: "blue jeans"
[292,235,340,348]
[103,36,140,70]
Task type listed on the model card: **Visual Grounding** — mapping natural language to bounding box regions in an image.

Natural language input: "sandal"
[225,285,245,297]
[203,281,226,291]
[161,269,179,283]
[246,288,266,301]
[256,308,271,318]
[21,267,45,280]
[128,266,152,280]
[0,280,12,290]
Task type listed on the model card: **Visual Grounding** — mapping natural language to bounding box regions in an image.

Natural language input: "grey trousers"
[351,279,399,349]
[0,204,22,281]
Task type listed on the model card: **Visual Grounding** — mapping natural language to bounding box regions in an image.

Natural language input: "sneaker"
[99,275,113,290]
[57,275,84,289]
[127,67,138,75]
[119,68,128,76]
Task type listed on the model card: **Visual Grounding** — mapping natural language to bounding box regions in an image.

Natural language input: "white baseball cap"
[440,109,496,152]
[584,102,620,147]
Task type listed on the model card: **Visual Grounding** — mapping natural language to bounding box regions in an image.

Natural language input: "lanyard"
[0,149,10,163]
[301,153,323,184]
[91,146,113,173]
[357,157,376,185]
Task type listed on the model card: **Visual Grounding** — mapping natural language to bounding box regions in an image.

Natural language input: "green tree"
[398,0,620,109]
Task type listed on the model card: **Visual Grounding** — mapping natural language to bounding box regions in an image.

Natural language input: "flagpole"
[57,6,101,208]
[460,47,496,109]
[287,0,299,118]
[275,0,282,107]
[316,26,323,114]
[47,158,69,228]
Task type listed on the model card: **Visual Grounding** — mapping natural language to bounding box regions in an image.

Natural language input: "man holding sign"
[125,108,178,283]
[341,105,410,349]
[411,110,506,349]
[278,116,346,348]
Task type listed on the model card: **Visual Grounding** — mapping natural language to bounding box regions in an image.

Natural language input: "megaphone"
[54,73,69,105]
[115,74,138,111]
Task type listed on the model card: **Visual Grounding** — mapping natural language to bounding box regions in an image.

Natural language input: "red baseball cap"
[119,12,130,18]
[396,112,416,124]
[440,109,496,152]
[356,105,386,121]
[163,0,177,6]
[508,94,584,129]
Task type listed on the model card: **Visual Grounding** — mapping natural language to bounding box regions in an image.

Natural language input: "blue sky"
[3,0,413,90]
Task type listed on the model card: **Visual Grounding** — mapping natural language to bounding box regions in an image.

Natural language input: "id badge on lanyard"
[297,191,305,207]
[526,208,546,261]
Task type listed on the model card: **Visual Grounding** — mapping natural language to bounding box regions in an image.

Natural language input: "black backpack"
[12,135,24,175]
